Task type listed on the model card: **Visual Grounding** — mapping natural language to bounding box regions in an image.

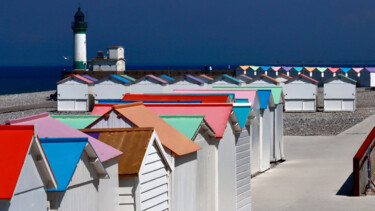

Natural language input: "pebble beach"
[1,88,375,136]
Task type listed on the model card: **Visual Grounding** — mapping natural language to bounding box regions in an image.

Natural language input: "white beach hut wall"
[130,74,169,93]
[284,74,318,112]
[324,74,357,111]
[57,74,94,111]
[94,74,132,102]
[0,125,57,211]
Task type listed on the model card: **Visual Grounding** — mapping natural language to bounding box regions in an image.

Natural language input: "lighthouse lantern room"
[72,8,88,70]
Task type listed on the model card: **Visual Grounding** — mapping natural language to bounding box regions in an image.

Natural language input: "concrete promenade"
[252,113,375,210]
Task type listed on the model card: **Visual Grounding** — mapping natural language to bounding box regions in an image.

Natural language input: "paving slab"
[252,113,375,211]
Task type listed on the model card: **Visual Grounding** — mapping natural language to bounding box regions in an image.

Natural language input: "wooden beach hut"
[324,74,357,111]
[94,74,132,102]
[80,128,172,211]
[168,74,207,90]
[247,74,280,86]
[208,74,244,87]
[236,74,252,83]
[6,113,123,211]
[120,74,136,82]
[40,137,108,211]
[57,74,94,111]
[0,125,57,211]
[130,74,169,93]
[366,67,375,88]
[284,74,318,112]
[235,65,250,76]
[288,67,303,77]
[82,74,98,82]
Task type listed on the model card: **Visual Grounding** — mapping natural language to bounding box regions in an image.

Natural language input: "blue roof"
[222,74,242,84]
[160,74,175,82]
[110,74,131,83]
[145,93,235,101]
[257,90,272,109]
[40,137,87,192]
[98,100,202,104]
[233,105,251,128]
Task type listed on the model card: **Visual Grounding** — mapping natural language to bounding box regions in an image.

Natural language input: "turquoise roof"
[40,137,87,192]
[120,74,136,82]
[160,115,204,139]
[236,99,249,103]
[324,74,357,84]
[233,105,252,128]
[160,74,175,82]
[110,74,131,83]
[222,74,242,84]
[50,115,101,129]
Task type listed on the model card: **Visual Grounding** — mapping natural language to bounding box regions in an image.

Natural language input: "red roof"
[92,104,113,115]
[0,125,35,199]
[290,74,318,84]
[122,94,230,103]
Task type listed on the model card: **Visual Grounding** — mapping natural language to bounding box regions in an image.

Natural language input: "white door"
[303,100,315,111]
[342,100,354,111]
[285,100,303,111]
[75,100,87,111]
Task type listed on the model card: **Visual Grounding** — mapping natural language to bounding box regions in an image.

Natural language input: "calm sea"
[0,65,234,95]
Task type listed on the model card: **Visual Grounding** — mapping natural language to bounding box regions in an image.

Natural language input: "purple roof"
[366,67,375,73]
[6,113,122,162]
[82,75,98,82]
[185,74,205,84]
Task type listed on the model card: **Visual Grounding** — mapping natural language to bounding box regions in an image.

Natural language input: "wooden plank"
[141,192,168,210]
[144,201,169,211]
[145,153,162,165]
[140,168,167,184]
[140,176,168,193]
[142,160,165,174]
[236,143,250,153]
[236,150,250,160]
[237,189,251,203]
[141,184,168,202]
[118,195,135,204]
[237,155,250,167]
[237,170,251,181]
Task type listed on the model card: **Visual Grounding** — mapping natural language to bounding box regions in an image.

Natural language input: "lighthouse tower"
[72,8,87,70]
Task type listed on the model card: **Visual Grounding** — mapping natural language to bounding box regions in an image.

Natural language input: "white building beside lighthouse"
[88,46,126,71]
[72,8,88,70]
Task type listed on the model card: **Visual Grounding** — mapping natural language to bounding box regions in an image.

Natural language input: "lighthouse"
[72,8,87,70]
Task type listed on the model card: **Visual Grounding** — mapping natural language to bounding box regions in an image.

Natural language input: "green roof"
[159,115,204,139]
[50,115,101,129]
[213,86,283,104]
[121,74,136,82]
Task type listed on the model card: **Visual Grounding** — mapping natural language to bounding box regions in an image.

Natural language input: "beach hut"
[198,74,214,83]
[168,74,207,90]
[122,93,231,103]
[144,103,252,211]
[288,67,303,77]
[159,74,176,83]
[235,65,250,76]
[236,74,252,83]
[80,128,172,211]
[50,115,101,129]
[358,68,370,87]
[130,74,169,93]
[259,66,269,76]
[249,66,260,77]
[284,74,318,112]
[94,74,132,102]
[274,73,292,86]
[85,103,202,210]
[40,137,108,211]
[208,74,244,87]
[159,115,218,211]
[0,125,57,211]
[6,113,122,211]
[247,74,280,86]
[82,74,98,82]
[267,67,279,77]
[57,74,94,111]
[366,67,375,88]
[324,74,357,111]
[120,74,136,82]
[281,67,293,76]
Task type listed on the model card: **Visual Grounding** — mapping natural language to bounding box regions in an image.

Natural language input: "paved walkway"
[252,113,375,210]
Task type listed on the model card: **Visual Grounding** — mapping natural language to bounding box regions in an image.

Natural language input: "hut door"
[342,100,354,111]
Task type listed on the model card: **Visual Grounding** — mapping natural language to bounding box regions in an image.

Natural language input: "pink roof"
[6,113,122,162]
[353,68,363,73]
[328,68,340,73]
[145,74,168,84]
[146,103,233,138]
[173,89,257,105]
[57,74,93,84]
[92,104,113,115]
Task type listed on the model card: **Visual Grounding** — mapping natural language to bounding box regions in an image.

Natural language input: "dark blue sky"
[1,0,375,66]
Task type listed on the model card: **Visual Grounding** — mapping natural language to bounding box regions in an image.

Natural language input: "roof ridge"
[113,102,143,109]
[80,127,155,133]
[6,112,49,124]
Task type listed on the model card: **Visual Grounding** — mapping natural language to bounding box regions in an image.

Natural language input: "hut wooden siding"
[57,75,94,111]
[284,74,318,112]
[324,74,356,111]
[94,75,131,102]
[130,75,169,94]
[0,126,57,211]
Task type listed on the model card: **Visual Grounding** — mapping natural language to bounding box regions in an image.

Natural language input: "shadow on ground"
[337,173,353,196]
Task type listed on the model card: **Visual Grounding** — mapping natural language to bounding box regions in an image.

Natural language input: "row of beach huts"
[57,72,357,112]
[235,65,375,87]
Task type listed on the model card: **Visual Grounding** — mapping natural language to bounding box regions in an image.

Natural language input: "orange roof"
[122,94,230,103]
[88,103,202,156]
[250,74,280,84]
[80,128,155,177]
[275,73,292,80]
[239,65,250,70]
[199,74,214,81]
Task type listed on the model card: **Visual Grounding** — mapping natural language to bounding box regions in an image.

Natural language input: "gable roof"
[82,75,98,82]
[213,86,284,105]
[94,74,131,85]
[0,125,47,199]
[134,74,168,84]
[173,88,257,105]
[285,74,318,84]
[80,128,171,177]
[88,103,202,156]
[145,103,240,138]
[324,74,357,84]
[159,74,175,82]
[6,113,122,162]
[50,115,101,129]
[232,103,252,128]
[199,74,214,82]
[257,90,275,109]
[184,74,206,84]
[57,74,94,84]
[212,74,242,84]
[238,65,251,71]
[122,94,230,103]
[274,73,292,80]
[120,74,136,82]
[160,115,212,139]
[236,74,252,82]
[248,74,280,85]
